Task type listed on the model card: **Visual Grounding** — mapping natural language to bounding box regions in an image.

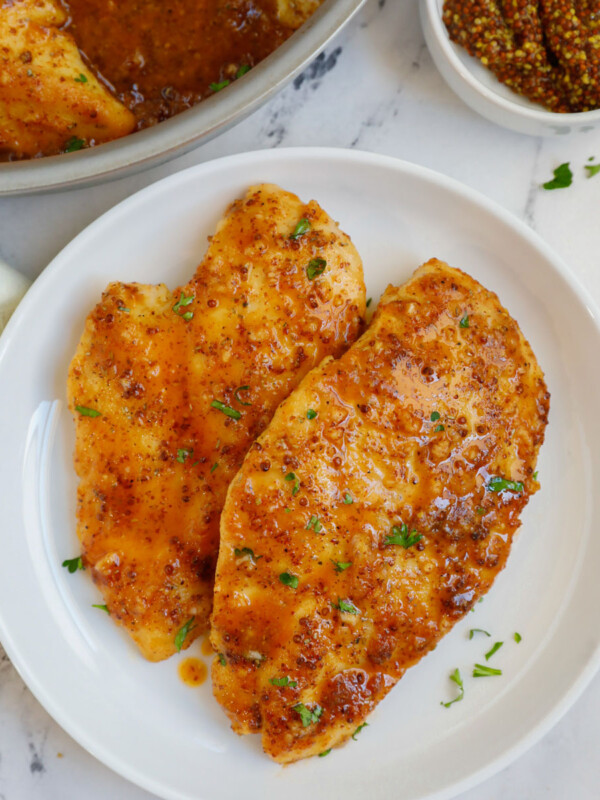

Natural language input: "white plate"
[1,148,600,800]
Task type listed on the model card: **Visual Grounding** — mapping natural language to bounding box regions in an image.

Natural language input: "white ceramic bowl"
[0,0,365,196]
[421,0,600,136]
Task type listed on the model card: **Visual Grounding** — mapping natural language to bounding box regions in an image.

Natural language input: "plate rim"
[1,146,600,800]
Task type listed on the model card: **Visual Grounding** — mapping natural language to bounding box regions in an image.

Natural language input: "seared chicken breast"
[67,184,365,661]
[0,0,135,159]
[211,259,550,763]
[277,0,323,28]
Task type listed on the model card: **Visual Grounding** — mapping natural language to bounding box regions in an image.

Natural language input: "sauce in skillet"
[62,0,295,129]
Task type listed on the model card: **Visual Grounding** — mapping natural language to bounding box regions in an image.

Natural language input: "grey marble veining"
[2,0,600,797]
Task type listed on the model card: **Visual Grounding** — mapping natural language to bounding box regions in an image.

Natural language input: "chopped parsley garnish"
[175,617,196,652]
[434,424,445,432]
[236,64,251,78]
[318,749,331,757]
[218,653,226,666]
[343,493,353,504]
[234,547,262,563]
[176,448,193,463]
[441,667,464,708]
[331,559,352,573]
[430,411,441,421]
[290,218,311,240]
[306,515,322,533]
[585,163,600,178]
[514,632,522,643]
[279,572,299,589]
[533,471,539,480]
[75,405,101,417]
[485,641,504,660]
[472,663,502,678]
[475,507,486,515]
[234,385,251,406]
[210,79,230,92]
[366,298,372,308]
[352,722,368,740]
[486,476,524,493]
[285,472,300,495]
[92,603,109,613]
[384,522,422,549]
[332,598,359,614]
[270,676,298,688]
[64,136,86,153]
[459,315,470,328]
[306,257,327,280]
[172,292,194,320]
[74,72,88,83]
[210,462,219,474]
[293,703,322,727]
[469,628,491,639]
[211,399,241,420]
[62,556,84,573]
[306,409,318,420]
[542,162,573,190]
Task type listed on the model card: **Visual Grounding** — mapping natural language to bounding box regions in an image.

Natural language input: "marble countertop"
[1,1,599,797]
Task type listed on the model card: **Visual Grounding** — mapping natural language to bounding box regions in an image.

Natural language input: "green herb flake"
[430,411,441,421]
[210,79,230,92]
[176,448,193,464]
[486,476,524,494]
[485,641,504,661]
[236,64,251,78]
[290,218,311,240]
[293,702,323,727]
[172,292,194,319]
[384,522,422,549]
[343,493,353,505]
[211,399,241,420]
[331,559,352,573]
[306,515,322,533]
[469,628,491,640]
[318,749,332,757]
[92,603,109,613]
[218,653,226,666]
[270,676,298,688]
[285,472,300,496]
[352,722,368,741]
[234,546,262,563]
[175,617,196,652]
[74,72,88,83]
[441,667,464,708]
[62,556,84,573]
[306,409,318,420]
[459,315,470,329]
[514,632,522,643]
[75,405,101,417]
[210,462,219,474]
[475,507,486,515]
[332,598,359,615]
[234,385,251,406]
[533,471,539,481]
[279,572,299,589]
[366,298,372,308]
[542,162,573,190]
[585,163,600,178]
[306,257,327,280]
[472,663,503,678]
[434,424,445,432]
[64,136,86,153]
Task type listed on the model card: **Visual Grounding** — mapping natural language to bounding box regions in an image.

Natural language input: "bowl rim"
[424,0,600,124]
[0,0,366,196]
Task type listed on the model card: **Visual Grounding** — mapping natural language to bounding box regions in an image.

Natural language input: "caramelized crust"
[210,259,550,763]
[67,184,365,661]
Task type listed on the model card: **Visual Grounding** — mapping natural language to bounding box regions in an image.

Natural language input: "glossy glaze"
[211,259,550,762]
[67,183,365,662]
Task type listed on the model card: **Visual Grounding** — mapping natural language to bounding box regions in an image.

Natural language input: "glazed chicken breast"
[0,0,135,159]
[211,258,550,763]
[67,184,365,662]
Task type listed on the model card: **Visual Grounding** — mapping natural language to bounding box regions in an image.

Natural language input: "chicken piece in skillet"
[67,183,365,661]
[211,258,549,762]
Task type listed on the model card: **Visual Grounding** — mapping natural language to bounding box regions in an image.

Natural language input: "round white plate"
[1,148,599,800]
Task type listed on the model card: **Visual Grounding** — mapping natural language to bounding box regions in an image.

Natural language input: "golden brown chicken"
[210,258,550,763]
[67,184,365,662]
[0,0,135,159]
